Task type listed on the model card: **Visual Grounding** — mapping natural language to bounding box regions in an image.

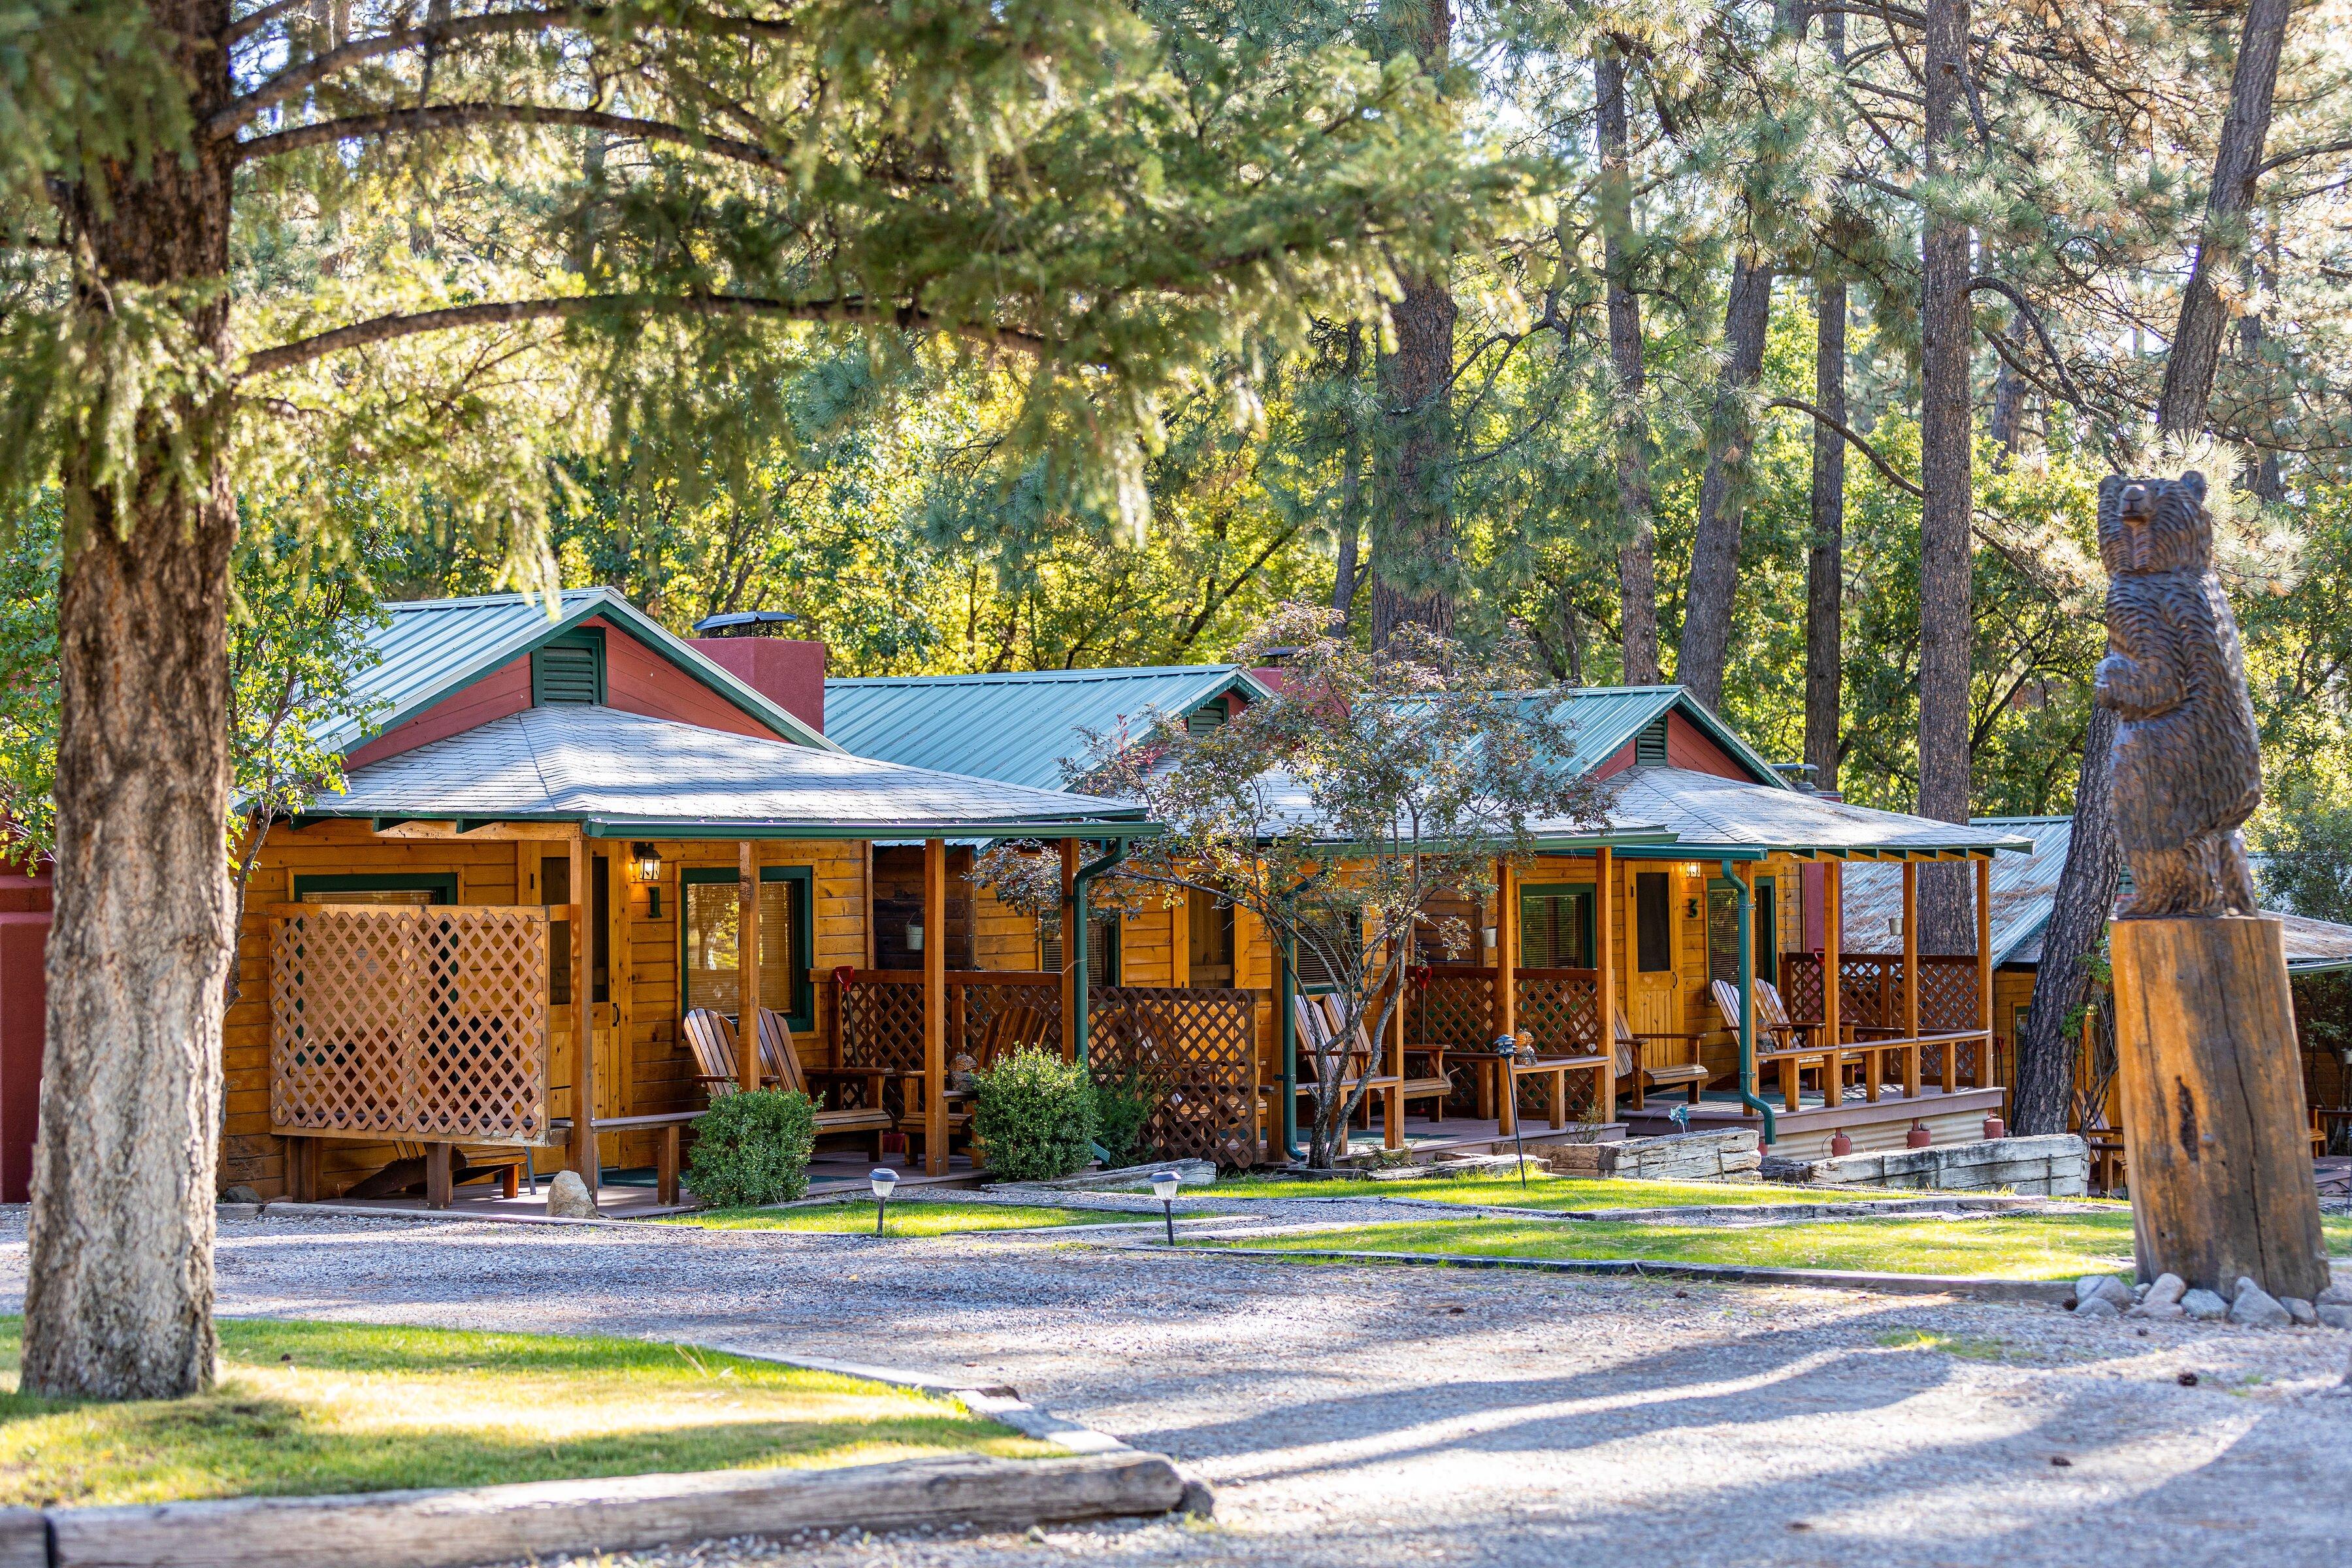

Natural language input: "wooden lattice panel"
[271,906,549,1144]
[960,979,1066,1061]
[1090,986,1259,1168]
[1780,954,1825,1026]
[838,975,925,1073]
[1411,969,1494,1048]
[1916,958,1981,1030]
[1514,970,1601,1054]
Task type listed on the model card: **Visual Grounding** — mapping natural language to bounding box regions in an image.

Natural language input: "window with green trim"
[293,872,457,905]
[1518,883,1594,968]
[1705,875,1777,987]
[681,865,814,1031]
[532,629,606,706]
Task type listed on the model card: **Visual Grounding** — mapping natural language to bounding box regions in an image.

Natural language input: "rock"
[2073,1296,2121,1319]
[2181,1288,2230,1322]
[2227,1277,2291,1328]
[2125,1301,2185,1321]
[2317,1305,2352,1331]
[2283,1298,2319,1327]
[2318,1282,2352,1307]
[2145,1272,2187,1306]
[546,1169,597,1218]
[2075,1275,2132,1309]
[222,1184,263,1205]
[1175,1478,1217,1518]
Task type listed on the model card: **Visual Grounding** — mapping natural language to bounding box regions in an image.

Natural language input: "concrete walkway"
[3,1209,2349,1568]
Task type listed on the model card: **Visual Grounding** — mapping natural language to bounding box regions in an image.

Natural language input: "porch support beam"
[1901,860,1921,1096]
[924,836,948,1176]
[570,826,600,1198]
[1058,839,1079,1062]
[739,840,761,1094]
[1974,855,1993,1092]
[1596,847,1616,1125]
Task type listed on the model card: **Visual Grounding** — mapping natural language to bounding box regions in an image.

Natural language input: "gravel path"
[5,1207,2350,1568]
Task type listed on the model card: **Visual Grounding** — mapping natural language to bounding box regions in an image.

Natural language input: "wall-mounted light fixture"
[1682,862,1703,880]
[630,842,663,917]
[907,923,925,953]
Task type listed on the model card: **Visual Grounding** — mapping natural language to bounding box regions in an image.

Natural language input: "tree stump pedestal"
[2110,914,2330,1301]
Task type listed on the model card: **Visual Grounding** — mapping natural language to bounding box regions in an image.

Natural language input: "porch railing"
[830,970,1262,1166]
[1779,951,1990,1091]
[267,902,553,1145]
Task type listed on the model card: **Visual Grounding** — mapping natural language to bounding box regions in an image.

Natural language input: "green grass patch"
[1203,1172,1881,1211]
[1874,1328,2014,1361]
[668,1198,1148,1235]
[0,1318,1052,1509]
[1197,1211,2352,1281]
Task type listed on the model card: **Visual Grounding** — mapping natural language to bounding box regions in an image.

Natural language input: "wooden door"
[1626,863,1680,1037]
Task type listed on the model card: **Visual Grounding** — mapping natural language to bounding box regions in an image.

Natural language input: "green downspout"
[1071,841,1127,1067]
[1724,858,1776,1144]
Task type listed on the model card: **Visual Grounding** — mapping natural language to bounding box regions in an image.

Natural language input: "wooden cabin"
[226,589,1156,1206]
[825,676,2033,1162]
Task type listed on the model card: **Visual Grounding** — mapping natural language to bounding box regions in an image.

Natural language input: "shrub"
[686,1089,817,1209]
[1090,1067,1160,1169]
[971,1047,1099,1182]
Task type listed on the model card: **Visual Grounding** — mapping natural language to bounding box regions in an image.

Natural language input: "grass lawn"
[0,1318,1053,1509]
[1195,1209,2352,1282]
[1203,1171,1897,1211]
[669,1198,1154,1234]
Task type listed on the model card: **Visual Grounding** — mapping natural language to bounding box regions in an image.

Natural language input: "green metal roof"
[321,588,838,756]
[1500,686,1786,787]
[824,665,1275,791]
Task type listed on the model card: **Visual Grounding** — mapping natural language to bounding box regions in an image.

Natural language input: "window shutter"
[1635,715,1669,766]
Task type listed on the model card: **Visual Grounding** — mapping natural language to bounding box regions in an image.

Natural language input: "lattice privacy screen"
[271,905,551,1143]
[1090,987,1259,1168]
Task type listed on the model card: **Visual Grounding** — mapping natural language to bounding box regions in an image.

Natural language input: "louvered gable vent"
[1635,715,1669,766]
[532,631,605,706]
[1185,702,1227,738]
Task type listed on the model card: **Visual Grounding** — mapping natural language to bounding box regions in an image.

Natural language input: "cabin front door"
[1626,864,1680,1038]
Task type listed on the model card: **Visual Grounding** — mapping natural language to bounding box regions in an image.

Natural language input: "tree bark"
[25,0,239,1399]
[1987,309,2031,463]
[1369,0,1458,651]
[1915,0,1975,953]
[1679,248,1775,712]
[2158,0,2292,439]
[2016,0,2295,1124]
[1595,43,1660,685]
[1805,273,1846,794]
[1330,322,1365,631]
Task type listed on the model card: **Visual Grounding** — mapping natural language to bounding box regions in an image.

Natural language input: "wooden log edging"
[1166,1244,2076,1303]
[39,1451,1186,1568]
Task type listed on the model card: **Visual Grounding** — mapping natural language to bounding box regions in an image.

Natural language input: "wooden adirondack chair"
[682,1007,774,1094]
[1612,1008,1710,1111]
[755,1008,895,1149]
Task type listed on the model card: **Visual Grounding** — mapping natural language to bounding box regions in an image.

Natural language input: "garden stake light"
[1152,1169,1182,1245]
[1495,1037,1527,1190]
[870,1166,898,1237]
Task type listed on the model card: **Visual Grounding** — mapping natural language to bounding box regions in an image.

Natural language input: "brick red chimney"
[691,637,827,735]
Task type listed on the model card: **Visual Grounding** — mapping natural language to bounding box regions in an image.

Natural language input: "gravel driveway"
[4,1207,2349,1568]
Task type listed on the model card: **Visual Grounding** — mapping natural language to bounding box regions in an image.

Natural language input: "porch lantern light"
[1151,1169,1183,1245]
[869,1166,899,1236]
[907,923,924,953]
[1682,862,1703,880]
[1481,925,1497,951]
[630,842,662,881]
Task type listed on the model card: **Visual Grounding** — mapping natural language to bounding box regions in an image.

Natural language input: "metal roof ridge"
[828,664,1247,685]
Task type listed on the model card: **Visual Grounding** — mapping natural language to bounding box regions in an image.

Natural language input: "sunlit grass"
[1195,1210,2352,1282]
[1203,1171,1880,1210]
[0,1318,1051,1509]
[666,1198,1151,1234]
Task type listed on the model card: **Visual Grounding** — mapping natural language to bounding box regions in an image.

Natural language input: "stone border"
[2,1339,1203,1568]
[1147,1241,2076,1303]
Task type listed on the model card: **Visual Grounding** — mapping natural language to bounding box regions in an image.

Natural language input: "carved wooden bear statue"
[2095,471,2262,918]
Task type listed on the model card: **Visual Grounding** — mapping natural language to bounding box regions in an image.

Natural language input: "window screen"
[1634,872,1671,972]
[1292,910,1363,994]
[1518,886,1592,968]
[542,854,610,1005]
[1753,877,1778,987]
[683,871,802,1021]
[1039,913,1120,982]
[1187,890,1235,986]
[1708,885,1739,986]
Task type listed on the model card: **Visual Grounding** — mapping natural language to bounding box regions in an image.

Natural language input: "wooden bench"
[564,1111,701,1205]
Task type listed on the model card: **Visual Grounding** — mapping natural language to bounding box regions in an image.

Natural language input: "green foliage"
[1088,1067,1160,1170]
[970,1047,1099,1182]
[684,1090,817,1209]
[2255,781,2352,926]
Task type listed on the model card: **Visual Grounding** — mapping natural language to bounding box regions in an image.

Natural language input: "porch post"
[1827,859,1857,1100]
[738,840,761,1094]
[924,836,947,1175]
[1386,935,1405,1151]
[1495,855,1518,1137]
[570,827,600,1196]
[1972,855,1992,1092]
[1058,838,1079,1061]
[1901,859,1921,1096]
[1595,847,1616,1124]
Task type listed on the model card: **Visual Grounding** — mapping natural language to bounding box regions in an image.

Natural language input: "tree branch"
[1763,397,1922,498]
[2255,137,2352,176]
[234,102,787,169]
[238,293,1045,378]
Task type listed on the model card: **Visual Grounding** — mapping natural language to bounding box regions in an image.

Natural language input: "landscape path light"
[1151,1169,1183,1245]
[870,1166,899,1237]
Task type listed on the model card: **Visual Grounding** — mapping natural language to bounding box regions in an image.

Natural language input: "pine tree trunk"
[2017,0,2294,1124]
[23,0,238,1401]
[1915,0,1975,953]
[1680,248,1775,711]
[1805,274,1846,794]
[1595,44,1660,685]
[1330,323,1365,630]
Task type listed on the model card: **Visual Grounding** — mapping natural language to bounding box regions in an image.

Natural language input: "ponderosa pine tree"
[0,0,1522,1397]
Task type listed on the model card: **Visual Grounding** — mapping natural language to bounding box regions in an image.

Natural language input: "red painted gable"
[346,615,793,768]
[1591,708,1764,784]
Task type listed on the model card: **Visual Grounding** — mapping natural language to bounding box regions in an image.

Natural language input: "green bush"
[971,1047,1099,1182]
[685,1089,817,1209]
[1090,1067,1160,1170]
